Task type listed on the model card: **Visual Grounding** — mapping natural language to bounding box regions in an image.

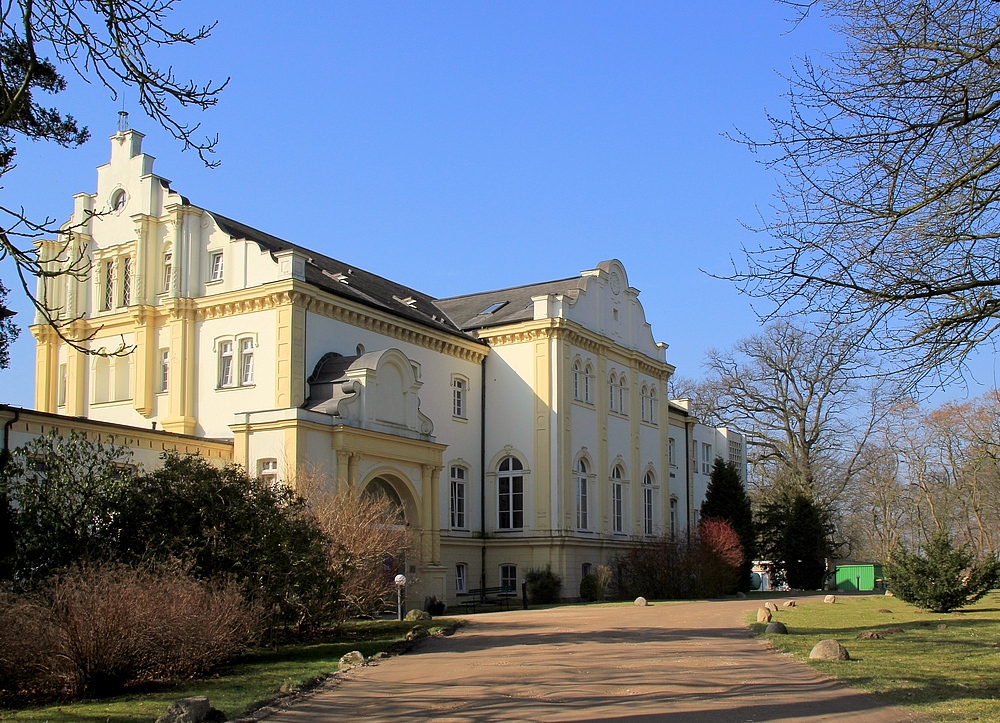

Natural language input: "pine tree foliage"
[886,531,1000,613]
[756,489,833,589]
[701,457,756,592]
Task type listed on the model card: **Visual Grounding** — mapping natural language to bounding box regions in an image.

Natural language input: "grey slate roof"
[208,212,481,344]
[435,276,588,331]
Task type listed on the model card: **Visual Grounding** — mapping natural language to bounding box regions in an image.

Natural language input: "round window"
[110,189,126,212]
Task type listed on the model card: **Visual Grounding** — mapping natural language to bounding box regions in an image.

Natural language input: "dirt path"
[263,598,927,722]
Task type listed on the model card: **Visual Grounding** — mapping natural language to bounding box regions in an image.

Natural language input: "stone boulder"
[406,626,429,641]
[405,609,432,622]
[155,697,225,723]
[756,607,772,623]
[634,596,648,607]
[809,639,850,660]
[764,601,778,612]
[824,594,837,604]
[765,621,788,635]
[736,591,747,599]
[339,650,365,670]
[884,590,895,597]
[782,600,796,608]
[856,630,883,640]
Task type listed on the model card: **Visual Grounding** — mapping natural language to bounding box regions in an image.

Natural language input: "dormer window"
[209,251,224,282]
[162,252,172,293]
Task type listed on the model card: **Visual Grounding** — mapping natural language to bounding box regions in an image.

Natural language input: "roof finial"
[117,109,130,134]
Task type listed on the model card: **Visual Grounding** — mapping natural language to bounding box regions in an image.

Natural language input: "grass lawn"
[749,591,1000,722]
[0,619,458,723]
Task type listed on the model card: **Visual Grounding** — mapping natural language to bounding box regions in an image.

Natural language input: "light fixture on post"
[394,574,407,621]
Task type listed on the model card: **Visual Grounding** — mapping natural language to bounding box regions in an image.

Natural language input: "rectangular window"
[120,256,131,307]
[450,466,466,528]
[643,486,654,535]
[103,260,114,311]
[668,438,676,467]
[452,377,466,418]
[159,349,169,392]
[584,369,591,403]
[576,477,589,529]
[500,564,517,591]
[240,337,254,386]
[612,481,623,533]
[702,442,712,475]
[162,252,172,293]
[57,364,67,407]
[209,251,224,282]
[670,499,678,540]
[455,563,467,594]
[258,458,278,485]
[219,340,234,388]
[498,475,523,529]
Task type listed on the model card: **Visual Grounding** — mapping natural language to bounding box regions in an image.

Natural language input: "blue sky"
[11,1,972,406]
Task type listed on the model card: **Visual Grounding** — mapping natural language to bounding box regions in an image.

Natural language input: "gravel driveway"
[262,598,928,722]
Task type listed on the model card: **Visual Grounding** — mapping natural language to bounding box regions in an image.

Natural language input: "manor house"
[23,129,745,605]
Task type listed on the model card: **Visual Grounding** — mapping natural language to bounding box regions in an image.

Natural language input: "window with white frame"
[611,465,624,534]
[608,372,617,412]
[120,256,131,307]
[450,465,467,528]
[499,564,517,591]
[640,385,649,421]
[159,349,169,392]
[643,471,655,536]
[670,497,678,540]
[162,251,172,293]
[702,442,712,475]
[668,437,676,467]
[452,375,467,418]
[209,251,224,282]
[57,364,67,407]
[497,456,524,529]
[240,337,255,386]
[218,341,234,388]
[575,458,589,530]
[455,563,467,593]
[618,375,628,415]
[584,363,593,403]
[102,259,114,311]
[573,360,582,400]
[648,386,658,423]
[258,458,278,485]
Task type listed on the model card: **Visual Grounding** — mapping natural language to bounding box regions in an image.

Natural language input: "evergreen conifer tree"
[701,458,756,592]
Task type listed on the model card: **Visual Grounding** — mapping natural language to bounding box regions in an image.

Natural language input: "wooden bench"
[457,586,517,613]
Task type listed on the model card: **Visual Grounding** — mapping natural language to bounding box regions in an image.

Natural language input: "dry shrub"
[696,518,745,597]
[0,564,262,700]
[0,593,64,700]
[296,468,418,619]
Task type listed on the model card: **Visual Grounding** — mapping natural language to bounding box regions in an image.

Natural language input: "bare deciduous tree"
[731,0,1000,384]
[1,0,225,352]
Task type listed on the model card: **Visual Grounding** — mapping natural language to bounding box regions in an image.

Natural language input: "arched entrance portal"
[363,476,407,524]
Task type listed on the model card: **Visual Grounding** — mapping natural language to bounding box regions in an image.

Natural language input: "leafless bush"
[296,468,418,619]
[696,519,744,598]
[0,564,262,700]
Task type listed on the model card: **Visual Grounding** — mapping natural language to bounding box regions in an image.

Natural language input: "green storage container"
[835,564,884,591]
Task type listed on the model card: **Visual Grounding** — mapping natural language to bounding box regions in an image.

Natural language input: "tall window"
[668,438,676,467]
[57,364,67,407]
[497,456,524,529]
[575,458,589,530]
[649,386,658,423]
[162,251,172,293]
[450,466,467,528]
[258,458,278,485]
[240,338,255,386]
[611,465,624,534]
[103,260,114,311]
[618,375,628,415]
[456,563,467,594]
[159,349,169,392]
[670,498,678,540]
[120,256,131,307]
[209,251,224,282]
[500,564,517,591]
[643,471,655,535]
[573,360,582,400]
[452,376,466,418]
[608,373,617,412]
[702,443,712,475]
[640,385,649,420]
[584,363,593,403]
[218,341,234,388]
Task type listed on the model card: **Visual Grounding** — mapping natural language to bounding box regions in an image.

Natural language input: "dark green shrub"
[579,574,600,601]
[701,458,755,592]
[886,531,1000,613]
[525,566,562,604]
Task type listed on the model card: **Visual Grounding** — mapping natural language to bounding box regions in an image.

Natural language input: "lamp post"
[394,574,406,621]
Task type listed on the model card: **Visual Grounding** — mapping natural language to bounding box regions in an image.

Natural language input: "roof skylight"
[479,301,508,315]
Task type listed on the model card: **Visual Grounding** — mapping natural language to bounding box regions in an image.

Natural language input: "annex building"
[20,128,745,605]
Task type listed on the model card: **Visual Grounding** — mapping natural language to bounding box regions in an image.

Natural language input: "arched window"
[670,497,678,540]
[642,471,655,536]
[573,360,582,400]
[618,375,628,415]
[452,375,467,418]
[584,363,594,403]
[608,372,617,412]
[498,456,524,530]
[576,458,590,530]
[640,384,649,421]
[611,465,624,534]
[649,386,658,423]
